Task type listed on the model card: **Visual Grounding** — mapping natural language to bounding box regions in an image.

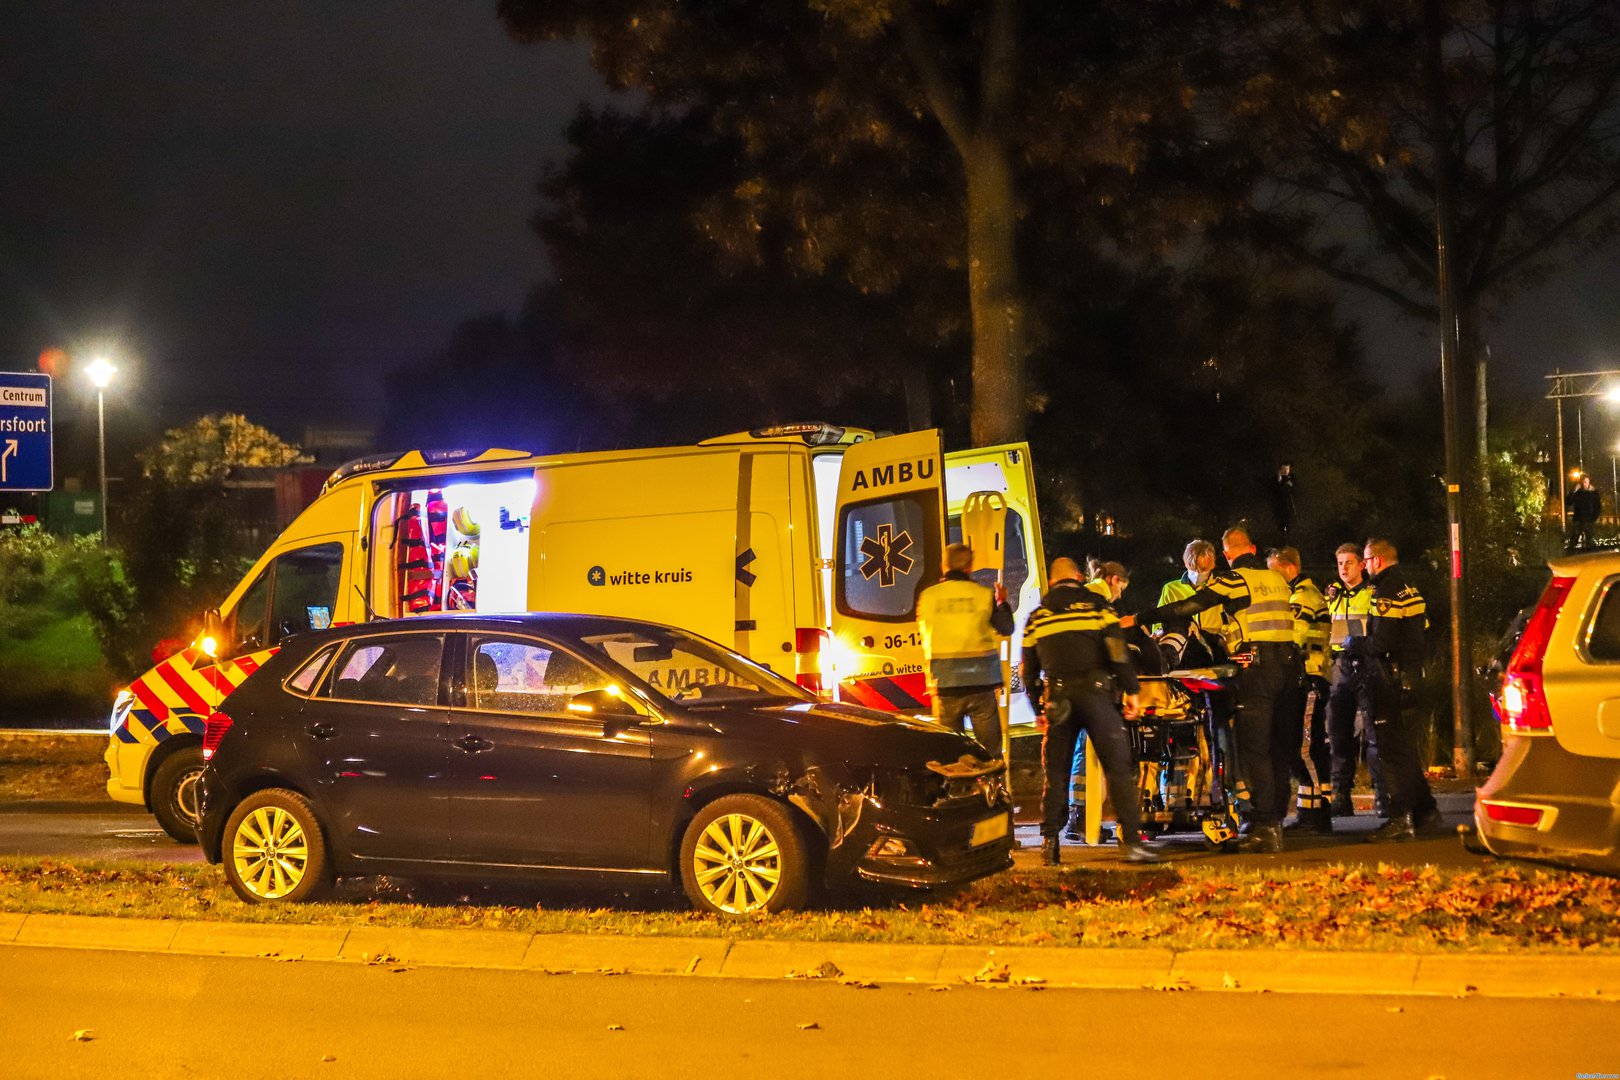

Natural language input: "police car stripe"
[130,679,171,722]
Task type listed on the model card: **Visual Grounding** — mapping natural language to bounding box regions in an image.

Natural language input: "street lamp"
[85,357,116,545]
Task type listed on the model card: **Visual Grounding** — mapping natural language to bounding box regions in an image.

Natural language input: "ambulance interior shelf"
[372,474,534,619]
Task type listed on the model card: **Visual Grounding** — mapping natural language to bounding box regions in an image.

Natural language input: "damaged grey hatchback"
[197,613,1013,915]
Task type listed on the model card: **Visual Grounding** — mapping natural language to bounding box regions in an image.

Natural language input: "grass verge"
[0,734,107,802]
[3,856,1618,953]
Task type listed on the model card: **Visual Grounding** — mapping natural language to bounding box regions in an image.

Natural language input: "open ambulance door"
[828,430,947,711]
[944,443,1047,732]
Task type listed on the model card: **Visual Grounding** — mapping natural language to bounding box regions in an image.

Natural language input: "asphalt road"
[0,798,1489,872]
[0,803,206,863]
[2,945,1614,1080]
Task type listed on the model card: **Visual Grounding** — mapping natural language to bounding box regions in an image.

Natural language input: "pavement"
[10,788,1612,1003]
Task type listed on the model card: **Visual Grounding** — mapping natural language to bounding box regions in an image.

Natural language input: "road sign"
[0,372,53,492]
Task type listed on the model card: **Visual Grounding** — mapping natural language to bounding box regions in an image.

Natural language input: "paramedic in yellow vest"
[1324,542,1380,817]
[1152,539,1229,655]
[918,543,1014,757]
[1133,525,1302,853]
[1267,546,1334,834]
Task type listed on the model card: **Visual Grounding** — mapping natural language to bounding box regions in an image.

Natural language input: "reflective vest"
[1085,578,1112,602]
[918,577,1003,689]
[1327,579,1373,652]
[1289,575,1331,678]
[1211,564,1295,645]
[1158,575,1228,637]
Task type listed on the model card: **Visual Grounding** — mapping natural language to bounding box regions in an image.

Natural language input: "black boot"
[1413,803,1444,832]
[1367,813,1416,843]
[1329,792,1355,817]
[1062,804,1084,843]
[1237,823,1284,854]
[1041,835,1062,866]
[1308,807,1335,835]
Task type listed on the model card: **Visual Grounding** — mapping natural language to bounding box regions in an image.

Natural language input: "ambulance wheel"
[222,789,333,904]
[680,795,811,916]
[151,747,206,843]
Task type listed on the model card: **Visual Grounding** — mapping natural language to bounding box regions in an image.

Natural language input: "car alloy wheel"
[695,812,782,913]
[679,794,811,916]
[222,789,332,904]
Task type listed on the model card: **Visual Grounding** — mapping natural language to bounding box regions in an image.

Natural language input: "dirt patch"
[0,733,108,803]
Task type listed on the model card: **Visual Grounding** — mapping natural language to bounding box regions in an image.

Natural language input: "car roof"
[289,611,695,649]
[1547,547,1620,577]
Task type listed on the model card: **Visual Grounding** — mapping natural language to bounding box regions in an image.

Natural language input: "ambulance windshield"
[583,627,811,707]
[371,473,535,618]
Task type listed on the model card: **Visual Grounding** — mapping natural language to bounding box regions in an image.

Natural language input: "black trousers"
[1278,673,1333,815]
[1234,642,1302,827]
[1040,679,1142,840]
[1327,656,1380,798]
[1365,661,1437,820]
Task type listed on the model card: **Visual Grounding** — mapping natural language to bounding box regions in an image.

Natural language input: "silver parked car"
[1477,551,1620,873]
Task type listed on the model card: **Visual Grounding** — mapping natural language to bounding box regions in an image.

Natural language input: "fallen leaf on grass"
[796,1022,820,1031]
[71,1029,94,1042]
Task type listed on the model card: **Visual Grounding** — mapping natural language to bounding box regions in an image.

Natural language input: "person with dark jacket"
[1022,557,1162,866]
[1566,475,1602,552]
[1352,538,1441,842]
[918,543,1014,757]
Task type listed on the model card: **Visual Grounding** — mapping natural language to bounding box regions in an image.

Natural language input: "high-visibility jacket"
[1365,564,1427,669]
[1157,574,1229,637]
[918,573,1012,690]
[1326,578,1374,653]
[1085,578,1112,602]
[1142,553,1293,649]
[1288,574,1331,678]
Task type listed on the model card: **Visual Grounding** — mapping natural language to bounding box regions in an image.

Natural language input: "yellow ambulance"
[104,423,1045,839]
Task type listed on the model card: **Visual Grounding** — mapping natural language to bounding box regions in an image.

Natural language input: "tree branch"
[900,6,974,158]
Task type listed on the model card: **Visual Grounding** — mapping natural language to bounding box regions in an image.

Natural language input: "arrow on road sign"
[0,439,15,483]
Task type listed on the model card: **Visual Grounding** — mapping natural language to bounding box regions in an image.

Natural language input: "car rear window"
[285,645,337,696]
[324,634,445,706]
[1587,580,1620,661]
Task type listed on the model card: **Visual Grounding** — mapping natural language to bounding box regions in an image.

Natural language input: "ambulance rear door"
[828,430,946,711]
[944,442,1046,729]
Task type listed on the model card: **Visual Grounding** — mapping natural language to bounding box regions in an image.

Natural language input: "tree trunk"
[965,134,1026,446]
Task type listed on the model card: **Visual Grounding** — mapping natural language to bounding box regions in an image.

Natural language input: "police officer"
[1354,538,1440,842]
[1022,557,1162,866]
[1135,525,1301,853]
[1324,543,1380,816]
[1267,546,1333,834]
[918,543,1014,757]
[1066,560,1128,841]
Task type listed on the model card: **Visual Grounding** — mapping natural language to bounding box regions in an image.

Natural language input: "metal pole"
[1557,393,1566,527]
[1427,0,1471,775]
[97,388,108,546]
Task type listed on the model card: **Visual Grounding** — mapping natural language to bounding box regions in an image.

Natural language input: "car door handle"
[306,722,336,740]
[454,734,494,754]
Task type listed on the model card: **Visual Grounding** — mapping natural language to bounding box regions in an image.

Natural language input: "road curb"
[4,911,1617,1000]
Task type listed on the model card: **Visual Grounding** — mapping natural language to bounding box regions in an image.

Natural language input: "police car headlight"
[109,690,134,733]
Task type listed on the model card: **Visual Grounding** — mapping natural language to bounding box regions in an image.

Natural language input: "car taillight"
[1481,801,1547,828]
[1499,575,1574,735]
[202,710,233,760]
[795,628,827,696]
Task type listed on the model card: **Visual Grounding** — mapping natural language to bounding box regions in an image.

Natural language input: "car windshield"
[580,627,812,707]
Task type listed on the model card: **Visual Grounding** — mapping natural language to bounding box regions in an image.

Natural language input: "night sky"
[3,3,1619,475]
[1,3,611,460]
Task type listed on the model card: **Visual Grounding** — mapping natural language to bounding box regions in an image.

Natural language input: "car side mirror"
[566,689,640,718]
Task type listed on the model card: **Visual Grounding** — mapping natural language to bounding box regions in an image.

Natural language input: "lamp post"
[85,357,117,545]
